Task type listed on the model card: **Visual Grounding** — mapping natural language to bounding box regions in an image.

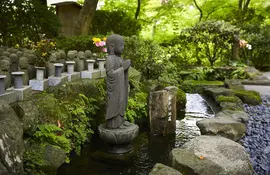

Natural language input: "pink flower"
[100,41,106,46]
[102,47,107,53]
[95,42,101,47]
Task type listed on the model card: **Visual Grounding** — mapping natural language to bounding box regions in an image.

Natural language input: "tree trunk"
[232,34,240,60]
[73,0,99,36]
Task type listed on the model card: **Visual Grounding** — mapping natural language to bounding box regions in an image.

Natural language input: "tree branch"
[193,0,203,22]
[135,0,141,19]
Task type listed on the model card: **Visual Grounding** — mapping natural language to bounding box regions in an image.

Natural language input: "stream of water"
[57,93,214,175]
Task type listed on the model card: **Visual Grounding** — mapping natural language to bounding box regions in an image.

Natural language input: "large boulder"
[170,136,253,175]
[0,102,24,174]
[217,110,249,124]
[43,144,66,174]
[203,87,234,99]
[196,116,246,141]
[149,163,182,175]
[12,100,39,135]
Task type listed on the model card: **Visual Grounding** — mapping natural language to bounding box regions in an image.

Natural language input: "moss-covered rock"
[182,80,224,93]
[215,95,242,104]
[219,102,244,111]
[149,163,182,175]
[203,87,234,100]
[24,141,66,175]
[233,89,262,105]
[224,79,244,90]
[176,88,186,110]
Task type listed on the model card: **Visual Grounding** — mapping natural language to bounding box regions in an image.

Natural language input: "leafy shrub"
[243,25,270,70]
[55,35,100,53]
[125,92,148,123]
[123,36,167,79]
[24,89,100,174]
[164,20,239,66]
[91,10,141,36]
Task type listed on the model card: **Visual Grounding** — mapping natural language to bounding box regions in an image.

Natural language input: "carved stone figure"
[18,57,29,85]
[105,34,131,129]
[0,59,11,88]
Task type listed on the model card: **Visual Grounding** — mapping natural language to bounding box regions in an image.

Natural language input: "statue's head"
[106,34,124,56]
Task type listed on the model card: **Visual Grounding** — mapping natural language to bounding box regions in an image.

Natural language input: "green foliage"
[123,36,167,79]
[31,39,57,67]
[55,35,100,53]
[91,10,142,36]
[34,124,71,153]
[61,94,95,155]
[158,61,182,86]
[125,92,148,123]
[0,0,61,46]
[169,20,239,66]
[183,66,249,81]
[244,25,270,69]
[24,142,48,175]
[25,88,102,174]
[229,67,250,79]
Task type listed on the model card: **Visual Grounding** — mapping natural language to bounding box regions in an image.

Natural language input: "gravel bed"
[240,95,270,175]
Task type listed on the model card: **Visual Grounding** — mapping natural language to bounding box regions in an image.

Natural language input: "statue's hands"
[122,59,131,70]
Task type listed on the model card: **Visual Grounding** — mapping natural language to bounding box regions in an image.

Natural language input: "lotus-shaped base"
[98,122,139,154]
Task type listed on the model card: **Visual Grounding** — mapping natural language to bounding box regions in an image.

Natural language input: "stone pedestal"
[0,91,17,104]
[63,72,80,82]
[66,61,75,74]
[97,59,106,78]
[0,75,6,95]
[149,86,178,136]
[11,72,24,89]
[29,79,49,91]
[86,60,95,72]
[65,61,80,81]
[54,63,63,77]
[81,70,101,79]
[98,123,139,154]
[6,86,31,101]
[36,67,45,80]
[48,74,68,87]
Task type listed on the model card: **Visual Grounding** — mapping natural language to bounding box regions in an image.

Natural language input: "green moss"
[216,95,242,104]
[233,89,262,105]
[181,80,224,93]
[177,88,186,109]
[183,80,224,85]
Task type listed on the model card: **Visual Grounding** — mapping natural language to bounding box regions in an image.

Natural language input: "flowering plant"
[92,37,107,58]
[31,39,57,67]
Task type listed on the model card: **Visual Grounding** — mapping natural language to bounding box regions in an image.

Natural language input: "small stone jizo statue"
[105,34,131,129]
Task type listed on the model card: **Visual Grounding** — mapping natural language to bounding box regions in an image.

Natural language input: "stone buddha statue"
[105,34,131,129]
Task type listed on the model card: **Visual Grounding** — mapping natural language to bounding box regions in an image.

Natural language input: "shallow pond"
[58,93,214,175]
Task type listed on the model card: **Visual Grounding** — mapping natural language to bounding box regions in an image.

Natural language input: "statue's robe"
[105,55,129,128]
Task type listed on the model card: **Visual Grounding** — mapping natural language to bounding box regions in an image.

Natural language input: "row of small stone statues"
[0,47,102,89]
